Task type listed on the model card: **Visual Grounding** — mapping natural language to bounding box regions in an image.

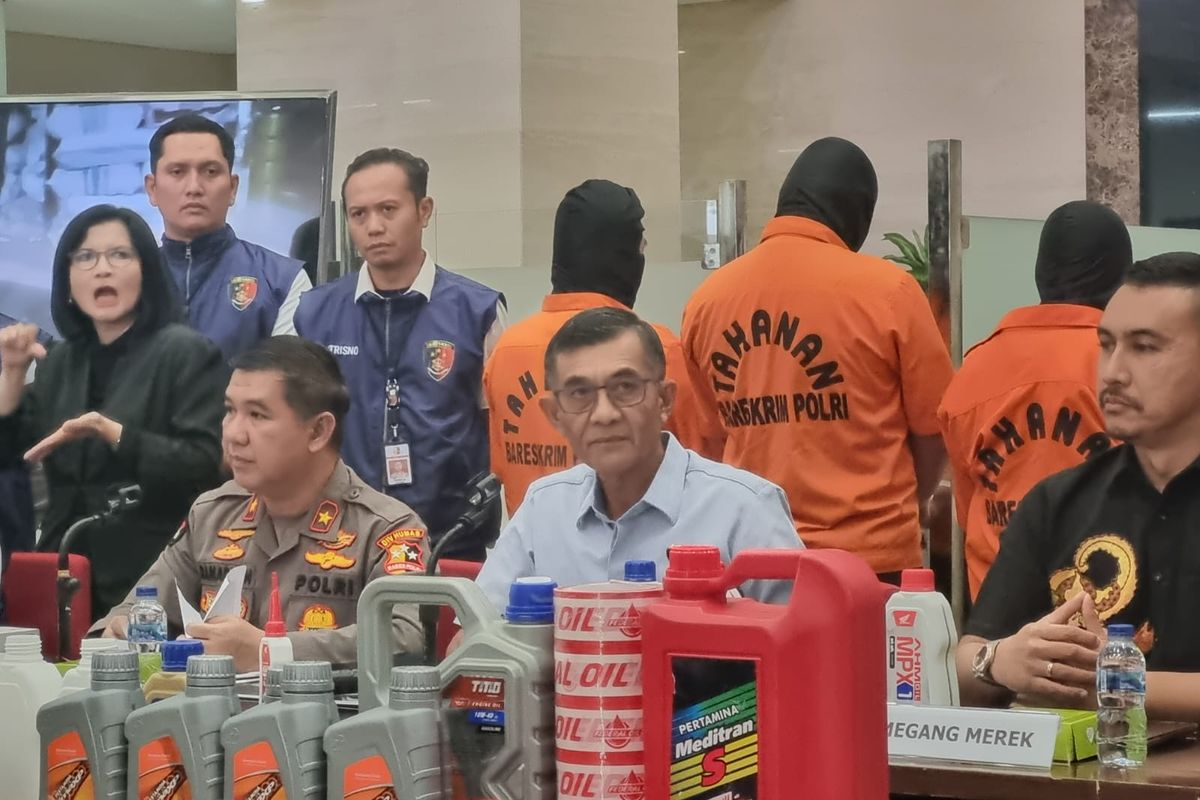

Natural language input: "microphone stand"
[56,484,142,659]
[421,473,501,663]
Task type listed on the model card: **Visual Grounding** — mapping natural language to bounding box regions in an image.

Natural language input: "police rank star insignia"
[229,276,259,312]
[242,495,260,522]
[423,339,456,381]
[309,500,340,534]
[376,528,426,575]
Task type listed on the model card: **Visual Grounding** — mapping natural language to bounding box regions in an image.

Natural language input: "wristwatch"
[971,640,1006,689]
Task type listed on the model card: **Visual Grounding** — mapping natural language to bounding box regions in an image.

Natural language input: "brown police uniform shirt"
[483,292,724,513]
[90,461,428,665]
[937,304,1111,599]
[682,216,954,573]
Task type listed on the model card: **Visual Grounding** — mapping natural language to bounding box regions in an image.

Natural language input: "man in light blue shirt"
[476,307,802,611]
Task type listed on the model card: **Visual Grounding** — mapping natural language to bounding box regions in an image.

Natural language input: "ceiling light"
[402,99,432,105]
[1146,109,1200,121]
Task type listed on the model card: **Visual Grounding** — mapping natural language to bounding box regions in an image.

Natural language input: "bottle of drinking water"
[127,586,168,653]
[1096,623,1147,768]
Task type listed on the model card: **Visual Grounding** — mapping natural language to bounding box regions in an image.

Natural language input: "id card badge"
[385,442,413,486]
[383,376,412,486]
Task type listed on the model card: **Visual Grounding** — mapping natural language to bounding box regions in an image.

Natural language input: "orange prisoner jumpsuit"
[937,304,1111,598]
[682,217,953,573]
[485,292,722,513]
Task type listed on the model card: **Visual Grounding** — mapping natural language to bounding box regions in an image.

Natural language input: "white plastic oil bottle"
[885,568,959,705]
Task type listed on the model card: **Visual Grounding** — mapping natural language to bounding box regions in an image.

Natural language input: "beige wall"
[679,0,1087,256]
[237,0,526,269]
[519,0,682,265]
[6,32,236,94]
[236,0,681,271]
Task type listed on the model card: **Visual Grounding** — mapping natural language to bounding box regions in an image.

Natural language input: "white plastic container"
[0,633,65,798]
[60,639,129,695]
[885,568,959,706]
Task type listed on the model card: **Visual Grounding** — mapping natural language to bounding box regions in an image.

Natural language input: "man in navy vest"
[295,148,506,560]
[146,114,311,360]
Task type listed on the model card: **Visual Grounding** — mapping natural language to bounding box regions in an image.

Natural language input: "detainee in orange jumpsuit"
[938,200,1130,598]
[682,137,953,578]
[485,179,721,514]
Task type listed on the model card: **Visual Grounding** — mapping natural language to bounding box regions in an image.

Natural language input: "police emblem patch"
[424,339,456,382]
[375,528,426,575]
[229,276,258,312]
[301,604,337,631]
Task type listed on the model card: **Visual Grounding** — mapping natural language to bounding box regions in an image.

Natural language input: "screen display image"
[0,93,336,335]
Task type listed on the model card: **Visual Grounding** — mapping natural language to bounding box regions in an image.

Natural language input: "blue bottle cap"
[1107,623,1135,638]
[135,586,158,598]
[624,560,657,582]
[161,639,204,672]
[505,577,557,624]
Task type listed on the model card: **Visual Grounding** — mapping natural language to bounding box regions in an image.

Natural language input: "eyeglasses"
[69,248,137,271]
[552,376,660,414]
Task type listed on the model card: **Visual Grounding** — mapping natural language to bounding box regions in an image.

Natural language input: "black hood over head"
[551,179,646,308]
[1034,200,1131,309]
[775,137,878,252]
[51,205,183,342]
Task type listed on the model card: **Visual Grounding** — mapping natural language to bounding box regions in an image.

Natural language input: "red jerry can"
[641,545,889,800]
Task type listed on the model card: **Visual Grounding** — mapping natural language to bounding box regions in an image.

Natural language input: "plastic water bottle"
[1096,623,1147,768]
[128,586,168,653]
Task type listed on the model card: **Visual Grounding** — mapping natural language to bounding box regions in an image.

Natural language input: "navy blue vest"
[161,225,304,360]
[295,266,501,544]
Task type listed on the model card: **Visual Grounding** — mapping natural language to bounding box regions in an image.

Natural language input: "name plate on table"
[887,703,1060,769]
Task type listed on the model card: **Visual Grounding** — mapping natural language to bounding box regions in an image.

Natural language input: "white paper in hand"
[176,565,247,634]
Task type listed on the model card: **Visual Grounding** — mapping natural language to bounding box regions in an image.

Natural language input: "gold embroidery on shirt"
[1047,533,1138,621]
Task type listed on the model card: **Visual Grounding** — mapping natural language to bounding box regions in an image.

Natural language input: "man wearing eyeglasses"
[475,307,801,611]
[484,179,723,518]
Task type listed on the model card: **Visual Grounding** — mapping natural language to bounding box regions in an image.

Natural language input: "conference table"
[891,729,1200,799]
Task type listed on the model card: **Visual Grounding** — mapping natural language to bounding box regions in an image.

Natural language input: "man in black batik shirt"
[958,252,1200,722]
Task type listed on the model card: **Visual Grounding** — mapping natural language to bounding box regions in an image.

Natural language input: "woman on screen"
[0,205,228,618]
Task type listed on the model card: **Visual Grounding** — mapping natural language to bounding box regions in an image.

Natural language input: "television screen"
[0,92,336,336]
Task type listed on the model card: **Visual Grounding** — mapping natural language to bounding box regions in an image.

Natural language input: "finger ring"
[1046,661,1055,678]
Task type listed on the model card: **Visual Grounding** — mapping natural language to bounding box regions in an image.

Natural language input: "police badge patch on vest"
[424,339,456,381]
[229,276,259,312]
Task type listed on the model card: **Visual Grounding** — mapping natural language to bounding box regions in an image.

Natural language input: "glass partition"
[962,216,1200,350]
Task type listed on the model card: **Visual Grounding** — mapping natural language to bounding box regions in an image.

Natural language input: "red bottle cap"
[265,571,286,637]
[663,545,725,598]
[899,568,935,592]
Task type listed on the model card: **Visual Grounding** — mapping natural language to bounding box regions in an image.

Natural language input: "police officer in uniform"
[296,148,506,560]
[92,337,426,669]
[147,115,311,361]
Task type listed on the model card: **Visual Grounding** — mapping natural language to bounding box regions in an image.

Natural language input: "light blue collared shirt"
[476,434,803,612]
